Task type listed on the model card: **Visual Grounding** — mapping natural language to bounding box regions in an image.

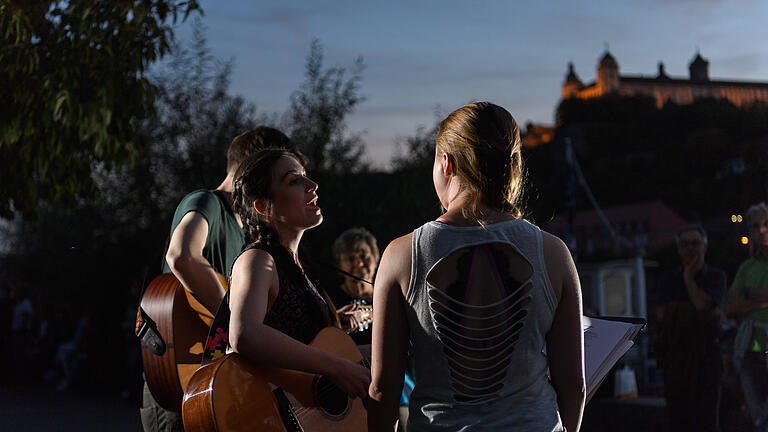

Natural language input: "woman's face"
[265,155,322,231]
[339,241,378,283]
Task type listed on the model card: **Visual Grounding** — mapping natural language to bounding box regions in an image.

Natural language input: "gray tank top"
[405,219,564,431]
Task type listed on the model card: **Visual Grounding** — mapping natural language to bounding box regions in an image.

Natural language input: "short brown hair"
[227,126,306,174]
[436,102,525,220]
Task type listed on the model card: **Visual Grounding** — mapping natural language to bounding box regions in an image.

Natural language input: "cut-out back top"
[405,219,563,431]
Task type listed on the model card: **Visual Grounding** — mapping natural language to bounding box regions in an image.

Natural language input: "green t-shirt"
[162,189,245,278]
[730,257,768,351]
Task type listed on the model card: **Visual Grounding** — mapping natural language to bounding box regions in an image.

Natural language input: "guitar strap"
[201,283,232,366]
[134,235,172,354]
[135,306,166,356]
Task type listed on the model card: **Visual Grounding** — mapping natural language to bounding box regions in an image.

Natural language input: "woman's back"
[405,218,563,431]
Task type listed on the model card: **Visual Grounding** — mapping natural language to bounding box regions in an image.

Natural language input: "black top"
[202,242,334,365]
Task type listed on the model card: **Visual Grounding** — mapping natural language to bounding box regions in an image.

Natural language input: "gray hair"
[675,224,708,247]
[746,202,768,229]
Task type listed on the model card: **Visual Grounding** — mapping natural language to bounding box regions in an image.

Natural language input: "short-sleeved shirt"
[161,189,244,278]
[729,257,768,351]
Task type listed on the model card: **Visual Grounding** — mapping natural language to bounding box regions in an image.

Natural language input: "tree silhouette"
[0,0,201,218]
[284,39,367,175]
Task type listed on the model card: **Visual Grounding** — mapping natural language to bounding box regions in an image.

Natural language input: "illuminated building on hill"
[563,51,768,107]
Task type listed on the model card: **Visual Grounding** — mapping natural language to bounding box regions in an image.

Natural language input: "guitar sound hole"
[315,376,348,416]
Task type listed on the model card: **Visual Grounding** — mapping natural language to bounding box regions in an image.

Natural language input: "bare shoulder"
[540,229,568,255]
[383,233,413,260]
[231,248,278,284]
[233,247,274,268]
[378,233,413,296]
[540,229,576,301]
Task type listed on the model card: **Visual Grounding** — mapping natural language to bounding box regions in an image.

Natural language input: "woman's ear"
[253,199,269,216]
[442,153,454,177]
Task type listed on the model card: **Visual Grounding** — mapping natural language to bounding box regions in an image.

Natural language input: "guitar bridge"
[273,388,304,432]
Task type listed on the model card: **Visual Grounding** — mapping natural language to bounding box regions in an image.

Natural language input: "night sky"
[178,0,768,167]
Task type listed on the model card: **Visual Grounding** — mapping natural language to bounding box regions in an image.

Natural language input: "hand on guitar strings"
[325,356,371,399]
[338,303,361,333]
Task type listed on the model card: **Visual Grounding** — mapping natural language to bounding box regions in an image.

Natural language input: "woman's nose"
[305,178,318,193]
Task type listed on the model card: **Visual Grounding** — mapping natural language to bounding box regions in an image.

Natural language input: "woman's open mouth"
[306,196,320,211]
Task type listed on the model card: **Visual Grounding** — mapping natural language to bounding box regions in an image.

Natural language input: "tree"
[0,0,200,218]
[284,39,367,174]
[391,124,438,171]
[3,20,261,321]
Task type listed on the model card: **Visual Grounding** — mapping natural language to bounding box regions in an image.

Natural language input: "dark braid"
[232,148,291,246]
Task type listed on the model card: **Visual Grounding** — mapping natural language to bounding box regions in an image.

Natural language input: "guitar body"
[182,327,367,432]
[140,272,226,411]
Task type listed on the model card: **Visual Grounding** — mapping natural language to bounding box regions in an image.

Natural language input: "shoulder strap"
[201,279,233,366]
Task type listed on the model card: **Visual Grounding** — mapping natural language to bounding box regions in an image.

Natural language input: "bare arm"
[165,211,226,313]
[368,234,412,432]
[543,233,585,432]
[228,249,370,398]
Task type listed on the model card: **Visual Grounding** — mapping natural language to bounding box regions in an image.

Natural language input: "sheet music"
[582,316,641,400]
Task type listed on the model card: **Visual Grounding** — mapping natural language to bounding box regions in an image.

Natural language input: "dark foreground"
[0,384,141,431]
[0,384,752,432]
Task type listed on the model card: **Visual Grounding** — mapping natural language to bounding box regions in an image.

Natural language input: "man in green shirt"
[725,202,768,430]
[141,126,303,432]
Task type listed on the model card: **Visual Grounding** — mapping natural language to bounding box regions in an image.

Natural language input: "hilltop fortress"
[563,51,768,107]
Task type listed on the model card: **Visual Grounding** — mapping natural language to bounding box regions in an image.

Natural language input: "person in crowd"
[225,148,370,400]
[141,127,301,432]
[725,202,768,431]
[328,227,380,345]
[655,224,726,432]
[367,102,585,431]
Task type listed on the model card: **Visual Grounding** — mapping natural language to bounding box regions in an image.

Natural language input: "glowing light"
[732,215,738,223]
[738,215,743,223]
[741,236,749,245]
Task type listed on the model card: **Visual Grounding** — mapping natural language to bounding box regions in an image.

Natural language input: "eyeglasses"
[340,252,374,264]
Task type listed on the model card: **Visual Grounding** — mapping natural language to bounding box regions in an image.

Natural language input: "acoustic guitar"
[182,326,368,432]
[138,272,227,411]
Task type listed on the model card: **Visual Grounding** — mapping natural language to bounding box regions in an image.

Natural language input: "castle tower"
[597,50,620,94]
[563,62,583,98]
[657,61,669,80]
[689,52,709,82]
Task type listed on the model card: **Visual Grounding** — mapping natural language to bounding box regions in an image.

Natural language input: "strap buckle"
[135,307,166,356]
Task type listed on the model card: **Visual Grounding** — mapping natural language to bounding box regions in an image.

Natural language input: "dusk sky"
[178,0,768,168]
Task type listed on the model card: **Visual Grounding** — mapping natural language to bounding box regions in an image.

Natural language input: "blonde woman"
[368,102,585,431]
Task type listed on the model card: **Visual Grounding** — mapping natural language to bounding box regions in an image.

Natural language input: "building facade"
[563,51,768,108]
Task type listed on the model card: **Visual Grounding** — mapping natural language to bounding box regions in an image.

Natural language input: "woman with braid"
[225,148,370,399]
[368,102,585,431]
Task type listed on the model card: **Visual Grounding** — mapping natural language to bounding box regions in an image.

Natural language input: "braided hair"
[232,148,295,247]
